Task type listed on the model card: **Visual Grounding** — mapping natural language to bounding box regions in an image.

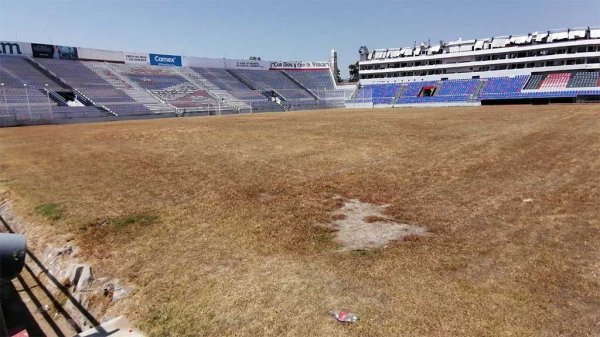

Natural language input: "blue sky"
[0,0,598,77]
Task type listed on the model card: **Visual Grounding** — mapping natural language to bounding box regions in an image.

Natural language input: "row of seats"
[539,73,572,89]
[36,58,146,115]
[482,90,600,99]
[190,67,281,112]
[229,69,314,100]
[403,81,437,97]
[284,70,335,92]
[1,106,107,119]
[480,75,530,97]
[0,57,64,89]
[192,67,267,101]
[360,83,401,104]
[100,63,219,113]
[353,72,600,105]
[357,80,476,105]
[127,74,187,90]
[436,79,480,96]
[568,71,600,88]
[397,95,471,104]
[523,74,545,90]
[525,72,600,90]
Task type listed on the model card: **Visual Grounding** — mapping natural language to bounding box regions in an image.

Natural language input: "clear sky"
[1,0,598,77]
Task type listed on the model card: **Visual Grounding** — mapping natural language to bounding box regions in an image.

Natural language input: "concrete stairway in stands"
[391,85,408,104]
[470,79,488,102]
[281,70,319,99]
[85,63,176,114]
[176,67,250,112]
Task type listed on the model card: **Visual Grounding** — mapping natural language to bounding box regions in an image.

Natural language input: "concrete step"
[75,316,144,337]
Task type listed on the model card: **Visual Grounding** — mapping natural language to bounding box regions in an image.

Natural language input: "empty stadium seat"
[229,69,314,100]
[567,71,600,88]
[36,58,150,115]
[359,83,401,104]
[284,70,335,91]
[539,73,571,89]
[480,75,530,99]
[435,79,480,97]
[0,56,64,89]
[524,74,545,90]
[191,67,281,111]
[402,81,438,97]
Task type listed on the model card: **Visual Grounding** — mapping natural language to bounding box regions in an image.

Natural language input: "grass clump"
[77,212,159,258]
[35,203,64,221]
[113,213,158,228]
[80,212,159,236]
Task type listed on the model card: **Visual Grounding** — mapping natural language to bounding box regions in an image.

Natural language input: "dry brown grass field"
[0,105,599,336]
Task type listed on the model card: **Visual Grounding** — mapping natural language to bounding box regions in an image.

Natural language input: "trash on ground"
[330,310,359,323]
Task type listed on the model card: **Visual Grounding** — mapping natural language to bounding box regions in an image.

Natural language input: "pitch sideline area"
[0,106,598,336]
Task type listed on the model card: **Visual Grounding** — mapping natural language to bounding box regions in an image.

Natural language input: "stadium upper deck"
[349,27,600,107]
[359,27,600,82]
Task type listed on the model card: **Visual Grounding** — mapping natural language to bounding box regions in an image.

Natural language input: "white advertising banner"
[182,56,226,68]
[184,56,270,70]
[124,52,149,64]
[225,59,270,70]
[78,48,124,62]
[269,61,330,70]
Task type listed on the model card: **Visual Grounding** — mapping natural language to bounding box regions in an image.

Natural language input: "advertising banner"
[269,61,330,70]
[31,43,55,58]
[182,56,225,68]
[232,60,263,69]
[57,45,78,60]
[223,59,271,70]
[0,41,32,56]
[149,53,182,67]
[183,57,270,69]
[78,48,124,62]
[124,52,149,64]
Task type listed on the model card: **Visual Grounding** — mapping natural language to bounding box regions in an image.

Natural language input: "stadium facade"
[353,27,600,106]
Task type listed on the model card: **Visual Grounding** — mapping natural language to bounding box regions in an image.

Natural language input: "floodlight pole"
[1,83,6,114]
[23,84,32,118]
[45,84,53,118]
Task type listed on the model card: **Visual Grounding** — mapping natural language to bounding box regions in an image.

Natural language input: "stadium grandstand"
[2,26,600,126]
[0,42,346,126]
[350,27,600,107]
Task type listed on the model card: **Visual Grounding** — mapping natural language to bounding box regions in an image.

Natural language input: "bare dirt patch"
[329,197,427,251]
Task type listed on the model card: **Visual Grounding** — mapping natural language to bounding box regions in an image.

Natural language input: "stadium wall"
[0,39,329,72]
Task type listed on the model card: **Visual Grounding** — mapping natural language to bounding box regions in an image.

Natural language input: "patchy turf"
[328,197,427,251]
[35,202,64,221]
[0,105,599,336]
